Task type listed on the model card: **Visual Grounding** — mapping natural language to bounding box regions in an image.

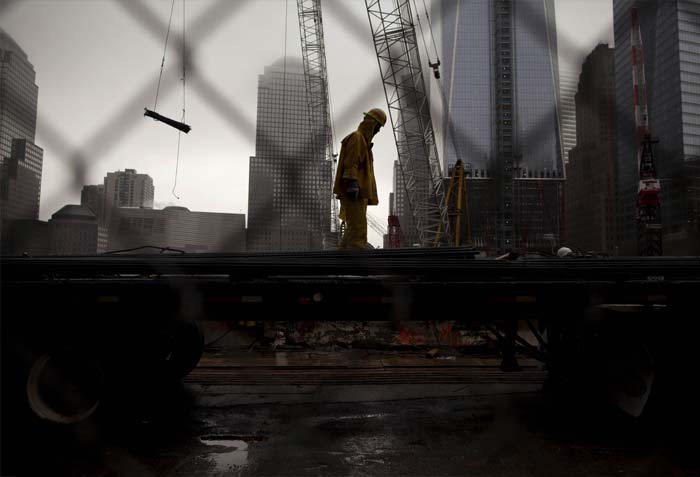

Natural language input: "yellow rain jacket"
[333,117,379,206]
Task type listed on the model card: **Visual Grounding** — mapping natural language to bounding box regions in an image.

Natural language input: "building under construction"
[439,0,565,252]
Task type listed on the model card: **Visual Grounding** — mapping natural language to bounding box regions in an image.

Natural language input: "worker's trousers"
[339,198,368,250]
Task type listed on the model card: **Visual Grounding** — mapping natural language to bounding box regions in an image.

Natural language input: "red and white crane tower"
[631,7,662,256]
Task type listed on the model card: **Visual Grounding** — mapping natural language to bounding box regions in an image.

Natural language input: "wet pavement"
[2,349,699,476]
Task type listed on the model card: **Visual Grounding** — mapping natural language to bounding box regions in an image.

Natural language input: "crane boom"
[631,7,662,256]
[364,0,451,247]
[366,211,387,239]
[296,0,339,241]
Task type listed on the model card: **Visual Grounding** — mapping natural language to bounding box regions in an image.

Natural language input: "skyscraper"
[439,0,564,251]
[614,0,700,255]
[0,29,44,228]
[559,68,578,164]
[566,44,619,254]
[247,57,332,252]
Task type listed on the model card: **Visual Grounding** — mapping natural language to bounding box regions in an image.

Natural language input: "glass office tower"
[247,58,332,252]
[614,0,700,255]
[0,28,43,224]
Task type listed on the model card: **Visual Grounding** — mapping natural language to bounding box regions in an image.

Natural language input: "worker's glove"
[346,180,360,201]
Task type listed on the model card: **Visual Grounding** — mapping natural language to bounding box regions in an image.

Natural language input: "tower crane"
[296,0,340,245]
[631,8,662,256]
[364,0,451,247]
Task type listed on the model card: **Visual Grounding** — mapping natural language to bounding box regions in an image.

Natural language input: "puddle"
[200,435,262,473]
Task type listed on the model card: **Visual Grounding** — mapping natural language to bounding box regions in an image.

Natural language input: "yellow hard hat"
[364,108,387,127]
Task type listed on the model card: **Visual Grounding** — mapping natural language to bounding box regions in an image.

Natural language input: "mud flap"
[606,342,654,418]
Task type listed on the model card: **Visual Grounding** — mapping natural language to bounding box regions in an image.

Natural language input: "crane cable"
[172,0,186,199]
[154,0,176,112]
[412,0,472,245]
[411,0,469,173]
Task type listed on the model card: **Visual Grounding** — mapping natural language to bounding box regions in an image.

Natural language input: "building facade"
[108,206,246,253]
[0,29,44,250]
[0,219,50,256]
[1,139,42,221]
[614,0,700,255]
[104,169,154,209]
[247,58,332,252]
[81,184,104,217]
[80,184,108,251]
[439,0,564,251]
[391,160,419,247]
[565,45,619,255]
[48,205,99,256]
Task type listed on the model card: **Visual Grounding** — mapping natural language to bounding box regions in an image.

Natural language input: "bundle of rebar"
[2,249,699,283]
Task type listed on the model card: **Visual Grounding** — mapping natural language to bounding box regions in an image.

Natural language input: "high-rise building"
[439,0,564,251]
[0,29,39,161]
[0,30,44,254]
[247,57,332,252]
[102,169,154,227]
[559,68,579,164]
[103,169,154,210]
[566,44,619,255]
[108,206,246,253]
[614,0,700,255]
[0,29,44,246]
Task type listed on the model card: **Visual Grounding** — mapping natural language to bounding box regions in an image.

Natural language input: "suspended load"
[144,108,191,134]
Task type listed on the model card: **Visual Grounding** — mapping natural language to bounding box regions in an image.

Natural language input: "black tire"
[25,350,104,425]
[159,319,204,380]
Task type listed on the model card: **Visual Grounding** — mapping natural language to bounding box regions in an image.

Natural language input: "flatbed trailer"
[2,249,700,423]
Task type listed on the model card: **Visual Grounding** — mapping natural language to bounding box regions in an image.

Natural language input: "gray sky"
[1,0,613,246]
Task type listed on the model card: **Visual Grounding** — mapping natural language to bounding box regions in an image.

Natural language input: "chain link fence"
[2,0,661,254]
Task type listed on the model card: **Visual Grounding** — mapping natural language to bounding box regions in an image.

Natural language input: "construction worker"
[334,108,387,249]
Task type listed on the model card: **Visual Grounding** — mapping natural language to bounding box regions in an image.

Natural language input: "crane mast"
[296,0,339,241]
[630,7,662,256]
[364,0,451,247]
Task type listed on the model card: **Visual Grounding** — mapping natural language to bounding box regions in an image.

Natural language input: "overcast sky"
[0,0,613,246]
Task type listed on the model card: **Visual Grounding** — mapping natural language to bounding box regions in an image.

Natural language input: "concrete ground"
[2,349,699,476]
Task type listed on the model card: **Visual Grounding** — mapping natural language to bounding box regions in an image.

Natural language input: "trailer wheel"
[26,352,104,425]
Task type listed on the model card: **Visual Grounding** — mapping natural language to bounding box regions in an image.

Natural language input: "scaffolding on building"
[494,0,516,252]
